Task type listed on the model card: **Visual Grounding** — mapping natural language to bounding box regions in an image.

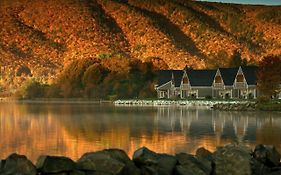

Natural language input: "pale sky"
[197,0,281,5]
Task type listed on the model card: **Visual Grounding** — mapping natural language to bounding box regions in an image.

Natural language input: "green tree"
[257,56,281,99]
[82,63,109,98]
[229,50,248,67]
[58,58,97,97]
[19,79,45,99]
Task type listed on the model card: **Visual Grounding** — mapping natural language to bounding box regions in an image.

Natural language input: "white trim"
[156,81,172,89]
[212,69,225,87]
[234,66,248,86]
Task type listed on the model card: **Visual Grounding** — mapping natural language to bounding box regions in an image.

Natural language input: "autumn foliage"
[1,0,281,95]
[257,56,281,99]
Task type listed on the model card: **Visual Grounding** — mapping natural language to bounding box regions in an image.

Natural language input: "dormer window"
[183,77,188,84]
[236,74,244,82]
[215,76,222,83]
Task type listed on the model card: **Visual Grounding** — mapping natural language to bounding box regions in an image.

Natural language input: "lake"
[0,102,281,162]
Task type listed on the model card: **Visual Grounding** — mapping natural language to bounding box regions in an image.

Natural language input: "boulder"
[1,153,37,175]
[175,153,211,175]
[77,151,125,175]
[133,147,176,175]
[253,144,281,167]
[36,155,76,173]
[0,159,5,170]
[133,147,159,175]
[133,147,158,166]
[103,149,140,175]
[157,154,177,175]
[69,170,86,175]
[213,144,256,175]
[196,147,213,161]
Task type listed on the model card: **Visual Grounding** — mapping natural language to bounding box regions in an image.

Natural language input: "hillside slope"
[0,0,281,85]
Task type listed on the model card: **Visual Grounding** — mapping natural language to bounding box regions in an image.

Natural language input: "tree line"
[16,55,281,101]
[17,57,157,100]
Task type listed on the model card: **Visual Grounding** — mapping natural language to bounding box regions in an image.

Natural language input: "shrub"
[256,96,270,104]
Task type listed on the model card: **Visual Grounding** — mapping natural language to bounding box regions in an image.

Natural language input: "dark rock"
[1,153,37,175]
[133,147,158,166]
[196,147,213,161]
[103,149,140,175]
[85,172,116,175]
[49,173,68,175]
[213,144,255,175]
[251,159,271,175]
[0,159,5,170]
[133,147,159,175]
[267,170,281,175]
[175,153,211,175]
[36,155,76,173]
[253,144,281,167]
[175,164,205,175]
[133,147,176,175]
[157,154,177,175]
[69,170,86,175]
[77,151,125,175]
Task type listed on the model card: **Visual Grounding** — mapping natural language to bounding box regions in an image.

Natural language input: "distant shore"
[1,98,280,111]
[0,98,113,104]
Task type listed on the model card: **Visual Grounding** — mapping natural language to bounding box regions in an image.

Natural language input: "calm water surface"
[0,102,281,162]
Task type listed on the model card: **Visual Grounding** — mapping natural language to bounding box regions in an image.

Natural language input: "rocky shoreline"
[212,102,258,111]
[114,100,250,107]
[0,144,280,175]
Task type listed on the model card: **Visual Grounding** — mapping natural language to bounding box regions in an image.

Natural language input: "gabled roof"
[157,70,184,87]
[157,82,172,90]
[219,67,239,86]
[241,66,258,85]
[186,69,216,86]
[157,70,172,86]
[172,70,184,87]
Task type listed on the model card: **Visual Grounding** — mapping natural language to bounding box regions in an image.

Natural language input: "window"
[236,74,244,82]
[183,77,188,84]
[215,76,222,83]
[160,91,165,98]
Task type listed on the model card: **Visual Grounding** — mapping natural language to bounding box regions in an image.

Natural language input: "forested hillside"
[1,0,281,95]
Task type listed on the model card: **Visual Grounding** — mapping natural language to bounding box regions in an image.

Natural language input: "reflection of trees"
[1,103,281,162]
[256,123,281,151]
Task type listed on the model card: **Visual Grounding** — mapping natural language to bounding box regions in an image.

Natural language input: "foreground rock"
[213,144,256,175]
[0,153,37,175]
[78,149,140,175]
[254,144,281,167]
[36,155,76,174]
[133,147,177,175]
[0,144,280,175]
[175,153,212,175]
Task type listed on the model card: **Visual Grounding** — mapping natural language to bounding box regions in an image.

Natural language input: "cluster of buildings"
[155,66,262,99]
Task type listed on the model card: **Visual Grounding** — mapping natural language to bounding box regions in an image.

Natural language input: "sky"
[198,0,281,5]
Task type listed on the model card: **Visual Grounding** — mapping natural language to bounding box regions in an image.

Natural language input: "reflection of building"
[155,66,259,99]
[155,107,281,146]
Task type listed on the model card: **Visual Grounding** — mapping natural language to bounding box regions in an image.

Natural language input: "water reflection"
[0,102,281,162]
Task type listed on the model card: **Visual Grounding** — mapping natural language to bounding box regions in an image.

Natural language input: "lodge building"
[155,66,261,99]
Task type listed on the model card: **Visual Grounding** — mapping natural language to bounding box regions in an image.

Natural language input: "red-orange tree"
[257,56,281,99]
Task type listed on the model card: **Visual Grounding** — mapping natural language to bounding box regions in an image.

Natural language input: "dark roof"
[241,66,258,85]
[172,70,184,87]
[157,70,184,87]
[186,69,216,86]
[157,70,172,86]
[219,67,239,86]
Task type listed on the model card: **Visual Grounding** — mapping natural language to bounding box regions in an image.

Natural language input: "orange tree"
[257,56,281,99]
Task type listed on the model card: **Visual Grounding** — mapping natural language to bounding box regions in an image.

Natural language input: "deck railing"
[213,83,224,89]
[234,82,247,88]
